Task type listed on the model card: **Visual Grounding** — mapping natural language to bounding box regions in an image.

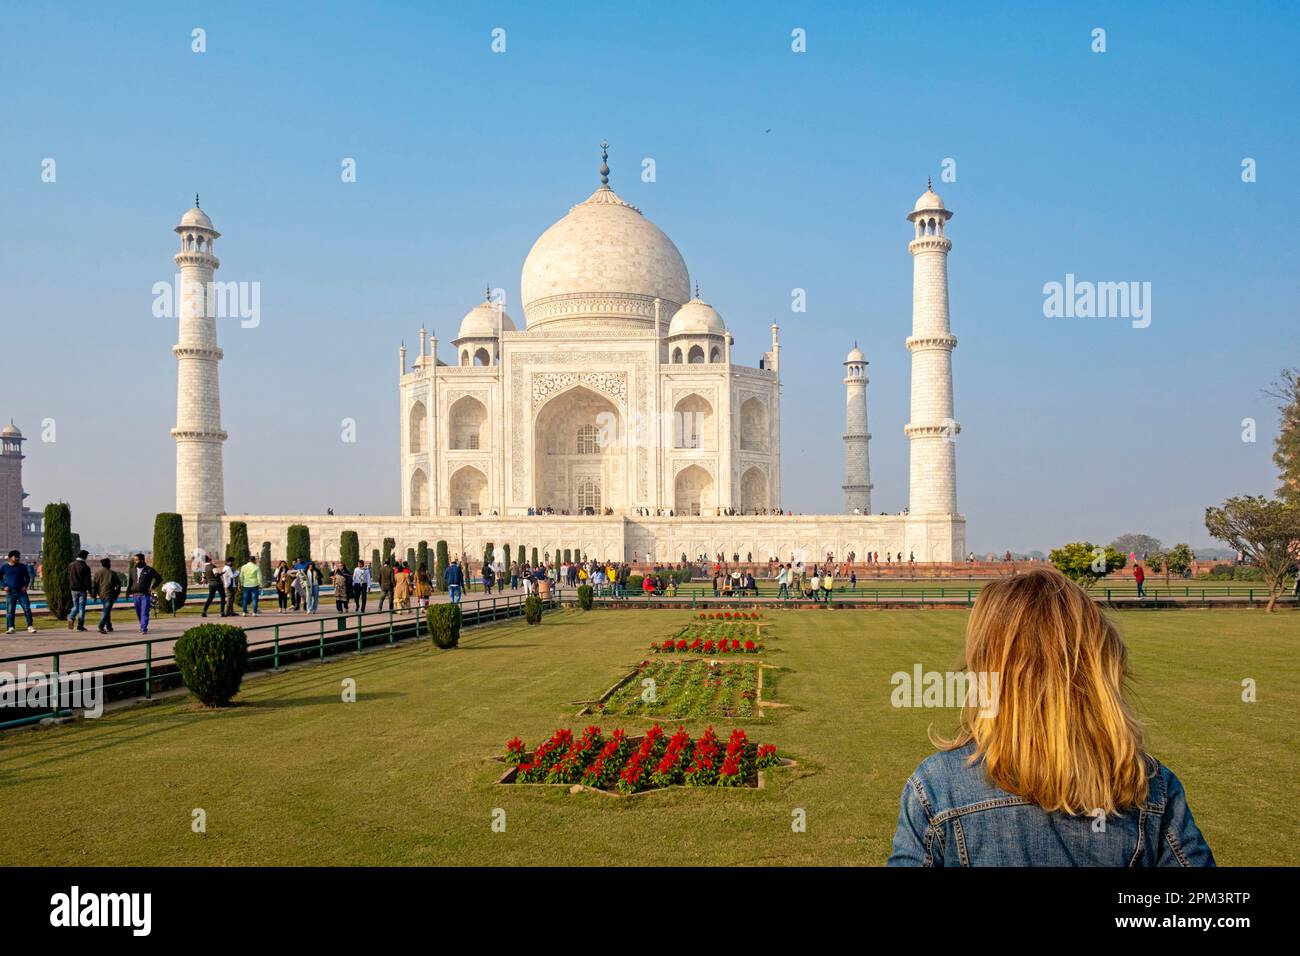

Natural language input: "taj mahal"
[171,146,965,566]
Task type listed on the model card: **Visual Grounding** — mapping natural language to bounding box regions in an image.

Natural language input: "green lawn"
[0,607,1294,865]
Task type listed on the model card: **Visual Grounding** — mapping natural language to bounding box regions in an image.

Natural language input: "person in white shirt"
[352,561,370,612]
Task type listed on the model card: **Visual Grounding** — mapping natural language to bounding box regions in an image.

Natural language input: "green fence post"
[145,641,152,700]
[967,590,973,608]
[273,625,280,670]
[319,619,325,660]
[1248,589,1253,609]
[52,653,60,718]
[356,612,363,652]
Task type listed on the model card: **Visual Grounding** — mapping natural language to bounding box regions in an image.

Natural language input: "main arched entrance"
[533,385,625,513]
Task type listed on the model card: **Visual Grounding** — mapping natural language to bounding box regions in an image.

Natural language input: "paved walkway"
[0,588,539,675]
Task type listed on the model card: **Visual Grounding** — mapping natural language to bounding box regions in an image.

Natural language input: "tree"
[563,549,572,564]
[41,502,73,620]
[382,537,395,565]
[502,541,511,574]
[531,547,539,566]
[517,544,526,569]
[228,521,250,565]
[1108,533,1162,561]
[436,540,450,591]
[70,532,81,557]
[259,542,273,582]
[371,548,381,573]
[287,524,312,563]
[1160,543,1194,584]
[406,547,416,567]
[1205,496,1300,611]
[340,530,360,569]
[417,540,429,573]
[153,512,188,610]
[484,543,494,571]
[1049,541,1126,590]
[1268,367,1300,506]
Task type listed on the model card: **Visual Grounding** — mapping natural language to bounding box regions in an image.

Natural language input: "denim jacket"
[888,743,1215,866]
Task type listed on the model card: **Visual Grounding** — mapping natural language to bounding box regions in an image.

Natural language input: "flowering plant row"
[505,724,781,793]
[601,659,760,719]
[699,611,761,620]
[652,637,761,654]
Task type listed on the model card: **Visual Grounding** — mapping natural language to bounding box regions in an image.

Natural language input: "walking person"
[415,565,432,612]
[222,556,240,617]
[352,560,370,612]
[777,563,790,600]
[91,557,119,633]
[3,549,37,634]
[239,553,263,616]
[821,569,834,605]
[445,558,464,605]
[306,561,322,612]
[808,567,821,603]
[376,558,396,611]
[126,552,160,635]
[201,554,226,617]
[395,562,412,610]
[333,564,350,613]
[273,560,290,613]
[1134,561,1146,598]
[66,549,93,632]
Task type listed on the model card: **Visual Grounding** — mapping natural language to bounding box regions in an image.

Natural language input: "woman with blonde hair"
[888,568,1213,866]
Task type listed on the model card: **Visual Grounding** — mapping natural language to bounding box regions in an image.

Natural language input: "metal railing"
[0,592,554,730]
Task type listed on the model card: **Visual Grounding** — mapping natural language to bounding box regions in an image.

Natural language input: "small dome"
[668,297,725,336]
[457,300,516,340]
[1,422,21,438]
[845,345,865,363]
[180,205,213,229]
[913,188,944,212]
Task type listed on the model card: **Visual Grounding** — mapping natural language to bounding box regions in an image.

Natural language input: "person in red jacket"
[1133,562,1146,598]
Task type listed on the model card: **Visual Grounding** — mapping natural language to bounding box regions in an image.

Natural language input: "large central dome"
[520,156,690,331]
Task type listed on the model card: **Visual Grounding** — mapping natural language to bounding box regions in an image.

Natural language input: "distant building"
[0,422,43,558]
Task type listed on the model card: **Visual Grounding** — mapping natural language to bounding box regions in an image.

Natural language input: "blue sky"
[2,1,1296,552]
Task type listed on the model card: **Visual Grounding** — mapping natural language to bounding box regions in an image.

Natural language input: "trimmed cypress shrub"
[417,540,429,573]
[531,547,539,566]
[516,544,525,569]
[259,542,272,582]
[502,542,510,575]
[71,532,81,557]
[524,594,543,624]
[340,530,360,568]
[406,547,416,567]
[382,537,396,565]
[563,549,572,564]
[287,524,311,563]
[41,502,73,620]
[152,512,188,610]
[371,548,381,573]
[576,584,594,610]
[435,540,450,591]
[228,521,250,565]
[174,623,248,706]
[627,574,644,593]
[428,603,462,649]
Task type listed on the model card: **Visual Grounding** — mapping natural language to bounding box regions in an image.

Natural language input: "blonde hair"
[934,568,1149,815]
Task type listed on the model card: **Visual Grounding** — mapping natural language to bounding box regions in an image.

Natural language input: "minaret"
[842,344,872,513]
[904,179,958,515]
[172,196,227,559]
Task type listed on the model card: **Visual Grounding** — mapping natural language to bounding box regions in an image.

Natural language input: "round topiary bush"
[428,603,462,649]
[576,584,594,610]
[174,623,249,707]
[524,594,543,625]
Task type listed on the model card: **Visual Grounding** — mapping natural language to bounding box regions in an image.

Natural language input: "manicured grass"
[0,607,1294,865]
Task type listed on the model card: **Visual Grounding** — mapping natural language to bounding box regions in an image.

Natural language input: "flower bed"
[698,611,761,621]
[592,658,765,719]
[498,724,786,794]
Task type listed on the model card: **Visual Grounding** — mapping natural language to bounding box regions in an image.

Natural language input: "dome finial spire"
[927,176,932,191]
[484,284,491,302]
[195,192,201,208]
[694,279,700,300]
[599,140,610,186]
